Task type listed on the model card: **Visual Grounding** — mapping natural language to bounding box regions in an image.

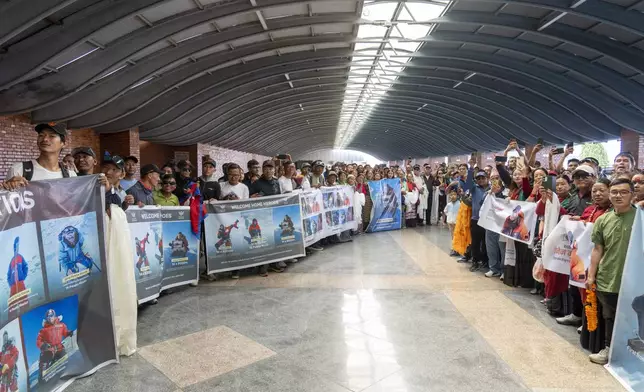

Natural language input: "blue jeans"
[485,231,505,274]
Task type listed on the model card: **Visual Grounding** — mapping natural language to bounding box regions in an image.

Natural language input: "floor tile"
[139,326,276,388]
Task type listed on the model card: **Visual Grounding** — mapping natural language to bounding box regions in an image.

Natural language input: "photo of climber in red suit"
[7,238,28,298]
[0,331,19,392]
[37,309,73,383]
[135,233,150,273]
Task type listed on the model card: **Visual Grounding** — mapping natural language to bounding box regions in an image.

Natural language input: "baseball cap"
[572,164,596,177]
[302,162,311,168]
[103,155,124,170]
[413,164,421,170]
[35,123,67,139]
[327,171,337,177]
[581,157,599,167]
[262,159,275,168]
[202,155,216,167]
[313,160,325,168]
[141,164,163,177]
[124,155,139,164]
[72,147,96,158]
[475,170,487,178]
[177,160,193,169]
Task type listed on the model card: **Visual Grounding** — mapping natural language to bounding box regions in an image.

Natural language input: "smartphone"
[537,138,544,145]
[495,156,508,163]
[543,176,556,191]
[553,147,565,155]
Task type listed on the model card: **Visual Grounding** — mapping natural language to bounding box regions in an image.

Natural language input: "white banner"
[569,223,594,288]
[321,185,358,236]
[478,196,537,245]
[542,217,587,275]
[300,189,325,247]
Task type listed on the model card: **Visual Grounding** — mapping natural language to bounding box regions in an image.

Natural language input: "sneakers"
[288,258,298,263]
[469,262,481,272]
[589,347,609,365]
[277,260,287,268]
[449,250,459,257]
[309,244,324,251]
[577,326,583,334]
[500,273,504,281]
[200,272,217,282]
[457,256,470,263]
[556,314,582,326]
[485,270,501,278]
[270,266,285,273]
[231,271,240,279]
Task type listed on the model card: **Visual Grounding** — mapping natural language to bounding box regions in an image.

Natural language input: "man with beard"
[0,331,19,392]
[58,226,95,276]
[36,309,73,382]
[3,124,76,190]
[72,147,98,176]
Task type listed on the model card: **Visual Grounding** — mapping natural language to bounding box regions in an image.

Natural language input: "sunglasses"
[163,181,176,186]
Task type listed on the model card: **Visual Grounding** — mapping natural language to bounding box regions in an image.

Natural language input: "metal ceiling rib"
[4,0,644,159]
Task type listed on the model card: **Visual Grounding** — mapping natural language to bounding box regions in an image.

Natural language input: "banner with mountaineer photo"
[126,207,199,304]
[541,217,587,275]
[606,208,644,392]
[300,189,325,247]
[366,179,402,233]
[0,176,117,392]
[321,185,358,236]
[204,194,305,273]
[477,197,538,245]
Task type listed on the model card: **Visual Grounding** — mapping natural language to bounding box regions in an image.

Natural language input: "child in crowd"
[445,191,461,256]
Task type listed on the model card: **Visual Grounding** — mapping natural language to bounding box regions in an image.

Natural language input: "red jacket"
[37,320,70,352]
[0,343,18,373]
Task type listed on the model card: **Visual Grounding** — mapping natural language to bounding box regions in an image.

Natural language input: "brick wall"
[197,143,270,179]
[100,129,140,174]
[0,115,102,179]
[621,129,644,169]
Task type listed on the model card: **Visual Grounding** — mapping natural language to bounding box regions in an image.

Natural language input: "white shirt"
[219,182,249,200]
[278,176,294,193]
[444,200,461,224]
[7,159,77,181]
[301,176,311,190]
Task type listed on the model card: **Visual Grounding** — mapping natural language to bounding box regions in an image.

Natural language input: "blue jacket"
[464,169,489,220]
[7,253,28,286]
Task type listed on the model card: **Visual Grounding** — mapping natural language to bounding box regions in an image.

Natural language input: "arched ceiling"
[2,0,644,160]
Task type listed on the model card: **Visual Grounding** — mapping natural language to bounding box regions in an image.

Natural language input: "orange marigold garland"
[585,286,598,332]
[452,204,472,255]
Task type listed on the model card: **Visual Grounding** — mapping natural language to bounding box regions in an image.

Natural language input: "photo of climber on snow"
[272,205,302,245]
[129,220,163,288]
[134,233,151,273]
[0,222,47,324]
[22,295,79,390]
[0,319,28,392]
[41,212,102,300]
[215,220,239,251]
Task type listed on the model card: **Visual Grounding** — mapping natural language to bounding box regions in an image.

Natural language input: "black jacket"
[249,177,281,197]
[199,176,221,201]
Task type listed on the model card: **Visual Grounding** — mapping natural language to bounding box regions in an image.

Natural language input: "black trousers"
[424,192,434,224]
[570,286,583,317]
[597,291,619,347]
[469,219,488,264]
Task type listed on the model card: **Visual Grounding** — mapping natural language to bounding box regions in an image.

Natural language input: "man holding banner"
[586,178,637,365]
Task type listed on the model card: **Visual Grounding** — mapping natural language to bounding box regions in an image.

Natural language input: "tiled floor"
[66,227,624,392]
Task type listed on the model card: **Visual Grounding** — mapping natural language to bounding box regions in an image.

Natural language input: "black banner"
[0,176,116,391]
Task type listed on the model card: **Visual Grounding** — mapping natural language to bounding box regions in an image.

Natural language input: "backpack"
[22,161,70,181]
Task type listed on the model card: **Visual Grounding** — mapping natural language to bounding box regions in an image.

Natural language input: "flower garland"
[585,286,598,332]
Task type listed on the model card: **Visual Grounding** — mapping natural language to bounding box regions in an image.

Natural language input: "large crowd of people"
[2,124,643,366]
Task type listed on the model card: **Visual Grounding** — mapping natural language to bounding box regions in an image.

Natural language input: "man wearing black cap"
[199,155,221,202]
[72,147,98,176]
[120,156,139,191]
[101,155,133,211]
[174,160,195,205]
[4,124,76,189]
[581,157,601,177]
[126,164,162,207]
[249,160,281,197]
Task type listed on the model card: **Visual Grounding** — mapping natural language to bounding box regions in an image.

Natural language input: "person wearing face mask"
[586,178,636,365]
